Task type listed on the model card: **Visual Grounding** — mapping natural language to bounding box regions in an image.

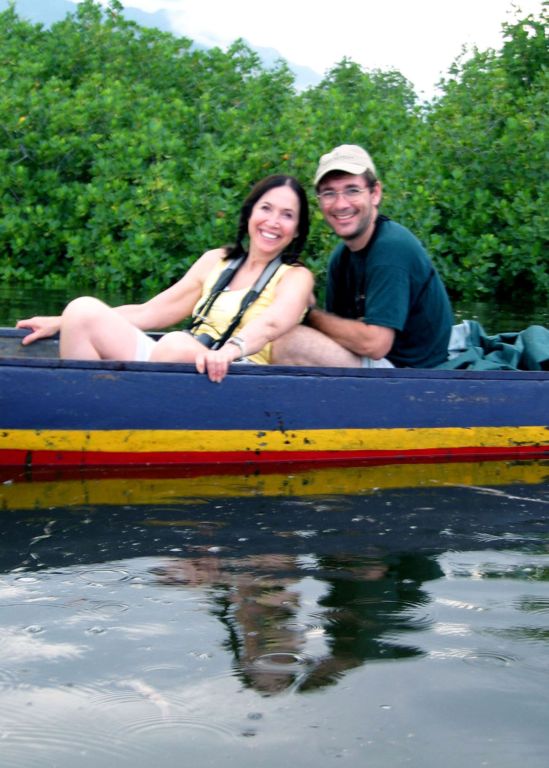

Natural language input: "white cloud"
[88,0,546,96]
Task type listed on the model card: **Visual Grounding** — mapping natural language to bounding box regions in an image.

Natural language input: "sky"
[83,0,545,97]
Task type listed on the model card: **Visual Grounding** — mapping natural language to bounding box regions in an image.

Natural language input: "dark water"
[0,284,548,331]
[1,460,549,767]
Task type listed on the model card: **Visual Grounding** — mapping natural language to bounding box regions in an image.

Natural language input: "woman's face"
[248,185,300,257]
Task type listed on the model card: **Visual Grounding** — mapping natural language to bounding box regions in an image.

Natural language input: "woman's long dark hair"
[225,175,310,264]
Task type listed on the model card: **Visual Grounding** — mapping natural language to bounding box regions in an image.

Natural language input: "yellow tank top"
[190,258,295,364]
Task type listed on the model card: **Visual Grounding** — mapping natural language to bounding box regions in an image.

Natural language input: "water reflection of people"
[152,551,443,695]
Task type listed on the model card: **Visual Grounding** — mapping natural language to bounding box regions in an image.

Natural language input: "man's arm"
[307,308,394,360]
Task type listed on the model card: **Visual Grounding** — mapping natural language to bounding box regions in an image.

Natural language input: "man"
[271,144,454,368]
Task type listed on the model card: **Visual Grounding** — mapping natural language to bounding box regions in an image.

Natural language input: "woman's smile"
[248,186,300,256]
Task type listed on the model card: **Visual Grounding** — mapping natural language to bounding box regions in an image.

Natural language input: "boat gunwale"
[1,352,548,382]
[1,326,548,381]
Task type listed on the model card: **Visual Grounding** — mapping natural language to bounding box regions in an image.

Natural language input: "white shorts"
[361,356,394,368]
[133,331,255,365]
[134,330,156,362]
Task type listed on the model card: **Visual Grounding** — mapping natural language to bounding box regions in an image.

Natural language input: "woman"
[17,175,314,382]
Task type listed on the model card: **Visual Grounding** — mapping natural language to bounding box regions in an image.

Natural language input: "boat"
[0,327,548,468]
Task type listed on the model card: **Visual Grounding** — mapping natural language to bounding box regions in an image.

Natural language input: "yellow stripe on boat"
[2,426,549,453]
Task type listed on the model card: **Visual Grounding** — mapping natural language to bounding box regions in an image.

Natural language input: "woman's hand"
[195,342,242,383]
[16,316,62,345]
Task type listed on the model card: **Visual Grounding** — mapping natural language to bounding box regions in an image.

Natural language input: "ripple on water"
[78,599,130,617]
[282,620,323,634]
[120,714,236,740]
[474,531,547,544]
[250,651,312,674]
[82,675,240,745]
[77,567,131,583]
[12,575,40,583]
[0,624,85,664]
[0,685,145,767]
[462,651,519,667]
[0,667,19,691]
[516,596,549,614]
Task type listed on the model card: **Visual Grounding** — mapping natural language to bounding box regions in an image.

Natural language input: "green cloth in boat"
[437,320,549,371]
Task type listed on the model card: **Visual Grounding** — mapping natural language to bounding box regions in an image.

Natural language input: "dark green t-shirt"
[325,216,454,368]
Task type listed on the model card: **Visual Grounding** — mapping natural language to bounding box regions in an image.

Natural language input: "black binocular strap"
[189,254,284,349]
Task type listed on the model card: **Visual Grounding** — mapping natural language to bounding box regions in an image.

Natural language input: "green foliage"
[0,0,547,301]
[406,10,549,300]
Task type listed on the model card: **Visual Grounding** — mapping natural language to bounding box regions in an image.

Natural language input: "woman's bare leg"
[59,297,142,360]
[149,331,205,363]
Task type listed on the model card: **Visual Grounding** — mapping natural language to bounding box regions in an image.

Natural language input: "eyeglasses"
[316,186,370,204]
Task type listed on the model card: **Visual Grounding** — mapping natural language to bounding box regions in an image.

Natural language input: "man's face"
[317,172,382,250]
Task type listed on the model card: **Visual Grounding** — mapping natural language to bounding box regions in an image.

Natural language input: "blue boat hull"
[1,331,548,467]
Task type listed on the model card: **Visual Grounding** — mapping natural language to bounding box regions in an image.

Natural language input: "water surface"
[1,284,548,331]
[1,460,548,767]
